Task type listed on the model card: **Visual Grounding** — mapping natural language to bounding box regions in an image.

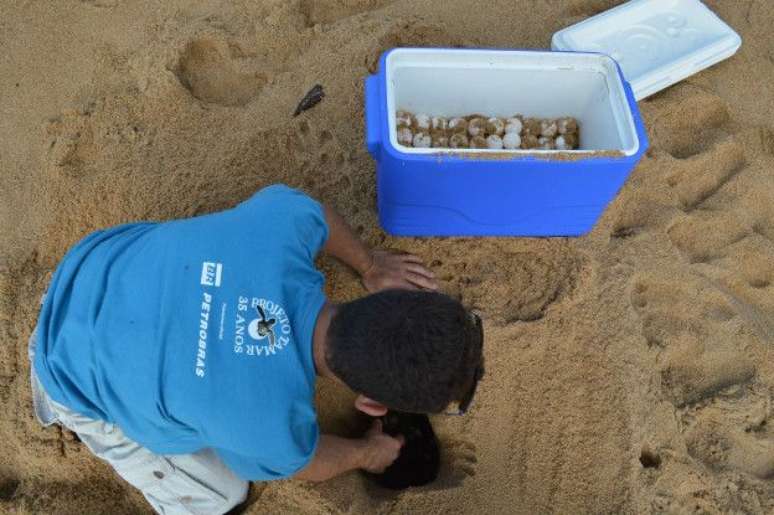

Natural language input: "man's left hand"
[362,250,439,293]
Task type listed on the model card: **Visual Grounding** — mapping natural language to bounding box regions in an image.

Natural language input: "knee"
[218,480,249,514]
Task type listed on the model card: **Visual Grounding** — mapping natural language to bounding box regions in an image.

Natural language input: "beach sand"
[1,1,772,513]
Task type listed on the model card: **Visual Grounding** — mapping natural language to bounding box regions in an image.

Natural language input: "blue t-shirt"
[33,185,329,480]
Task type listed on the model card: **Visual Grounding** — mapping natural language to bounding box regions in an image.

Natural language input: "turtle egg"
[470,135,488,148]
[540,120,558,138]
[485,117,505,136]
[522,117,542,136]
[557,117,578,135]
[449,117,468,134]
[538,136,556,150]
[396,110,414,129]
[467,117,486,137]
[505,117,523,135]
[432,132,449,148]
[431,116,448,131]
[449,133,469,148]
[397,127,414,146]
[486,134,503,149]
[521,134,539,149]
[415,113,431,131]
[503,132,521,149]
[556,133,578,150]
[413,131,432,148]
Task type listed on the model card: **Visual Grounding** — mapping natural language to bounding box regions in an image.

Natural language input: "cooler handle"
[365,74,381,157]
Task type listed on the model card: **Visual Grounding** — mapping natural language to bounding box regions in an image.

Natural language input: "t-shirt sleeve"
[237,184,329,260]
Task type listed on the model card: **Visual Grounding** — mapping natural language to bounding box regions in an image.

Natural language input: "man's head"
[325,289,484,415]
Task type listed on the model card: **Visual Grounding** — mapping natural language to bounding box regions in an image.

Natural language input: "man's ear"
[354,395,388,417]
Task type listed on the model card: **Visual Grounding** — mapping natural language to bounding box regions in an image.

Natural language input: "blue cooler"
[365,48,648,237]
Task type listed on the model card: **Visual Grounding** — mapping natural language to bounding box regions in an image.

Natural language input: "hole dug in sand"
[365,411,440,490]
[174,39,267,107]
[639,446,661,469]
[458,249,583,323]
[0,479,20,501]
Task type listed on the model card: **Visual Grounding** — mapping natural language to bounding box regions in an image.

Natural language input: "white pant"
[29,329,248,515]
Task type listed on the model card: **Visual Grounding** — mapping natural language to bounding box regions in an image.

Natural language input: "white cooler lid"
[551,0,741,100]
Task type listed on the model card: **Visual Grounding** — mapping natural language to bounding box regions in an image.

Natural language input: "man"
[30,185,484,514]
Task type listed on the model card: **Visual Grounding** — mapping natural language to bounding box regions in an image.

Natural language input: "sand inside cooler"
[386,49,640,156]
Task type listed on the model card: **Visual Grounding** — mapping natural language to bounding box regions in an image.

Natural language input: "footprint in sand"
[640,86,732,159]
[450,248,583,323]
[174,39,268,107]
[630,274,736,348]
[631,273,757,405]
[609,89,744,240]
[658,335,755,407]
[647,90,774,346]
[686,409,774,480]
[292,120,352,198]
[666,207,750,265]
[664,137,746,212]
[637,84,774,342]
[630,267,772,483]
[44,110,93,174]
[648,102,774,487]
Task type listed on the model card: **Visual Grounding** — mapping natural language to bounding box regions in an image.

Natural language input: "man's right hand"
[360,419,405,473]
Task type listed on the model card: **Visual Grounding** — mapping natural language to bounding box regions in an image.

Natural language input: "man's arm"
[295,421,404,482]
[321,205,374,277]
[321,205,438,292]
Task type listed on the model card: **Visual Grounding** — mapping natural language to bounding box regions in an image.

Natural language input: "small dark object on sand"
[293,84,325,116]
[365,411,440,490]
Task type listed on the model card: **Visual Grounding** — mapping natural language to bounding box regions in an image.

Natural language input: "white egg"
[503,132,521,149]
[413,131,432,148]
[431,116,448,131]
[415,113,431,130]
[397,127,413,146]
[505,117,523,135]
[486,134,503,149]
[538,136,555,150]
[556,133,578,150]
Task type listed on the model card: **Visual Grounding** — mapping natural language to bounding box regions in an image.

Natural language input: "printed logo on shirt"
[235,296,292,357]
[194,291,213,378]
[200,262,223,287]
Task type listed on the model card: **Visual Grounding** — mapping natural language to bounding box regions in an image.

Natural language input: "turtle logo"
[248,305,276,346]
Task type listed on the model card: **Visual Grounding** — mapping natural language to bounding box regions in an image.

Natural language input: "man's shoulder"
[241,184,316,210]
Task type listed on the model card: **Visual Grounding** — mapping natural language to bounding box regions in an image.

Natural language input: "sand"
[1,1,772,513]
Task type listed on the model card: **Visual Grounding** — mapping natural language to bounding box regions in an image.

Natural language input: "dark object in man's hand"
[365,411,440,490]
[293,84,325,116]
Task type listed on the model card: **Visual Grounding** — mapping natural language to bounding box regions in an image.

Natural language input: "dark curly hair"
[325,289,483,413]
